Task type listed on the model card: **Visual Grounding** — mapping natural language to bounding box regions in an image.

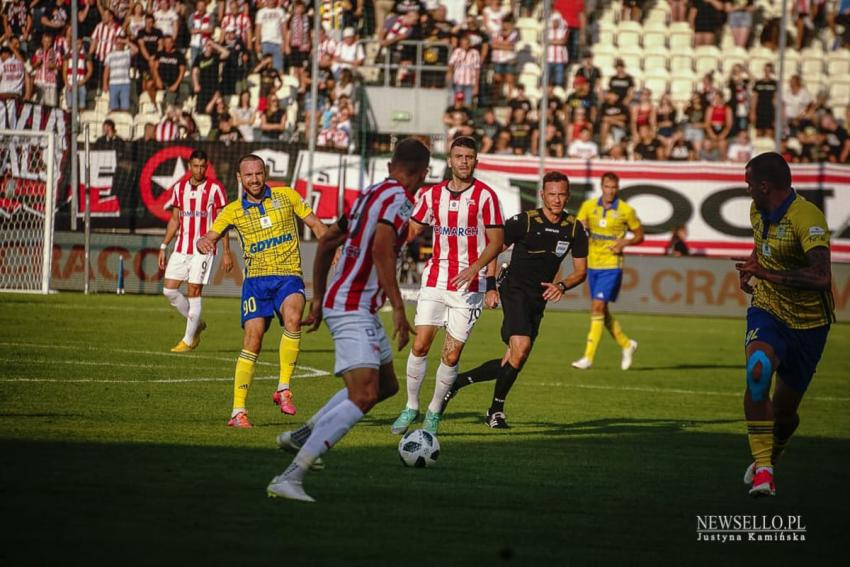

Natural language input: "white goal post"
[0,129,57,294]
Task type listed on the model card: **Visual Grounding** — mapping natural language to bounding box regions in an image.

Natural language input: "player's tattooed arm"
[735,247,832,291]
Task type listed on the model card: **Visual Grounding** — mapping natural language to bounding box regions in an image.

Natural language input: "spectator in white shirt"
[726,130,753,163]
[254,0,286,72]
[0,44,27,100]
[332,27,365,78]
[104,34,136,112]
[567,126,599,160]
[783,74,813,133]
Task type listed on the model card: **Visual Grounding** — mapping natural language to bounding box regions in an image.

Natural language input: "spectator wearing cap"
[554,0,584,64]
[192,39,230,114]
[188,0,213,63]
[221,24,251,97]
[546,12,569,88]
[565,74,597,129]
[103,31,136,111]
[31,33,62,107]
[443,89,472,127]
[285,1,312,95]
[608,58,635,105]
[332,27,365,79]
[575,51,601,95]
[447,33,480,106]
[490,16,518,101]
[62,37,92,110]
[255,0,286,72]
[0,44,27,101]
[152,35,186,110]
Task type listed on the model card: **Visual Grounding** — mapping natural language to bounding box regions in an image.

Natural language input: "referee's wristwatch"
[556,281,568,293]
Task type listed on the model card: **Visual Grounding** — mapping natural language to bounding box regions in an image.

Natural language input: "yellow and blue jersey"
[750,192,835,329]
[211,185,313,279]
[576,197,641,270]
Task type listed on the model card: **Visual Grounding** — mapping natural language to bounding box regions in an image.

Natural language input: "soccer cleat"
[227,411,253,428]
[170,338,199,353]
[743,462,756,485]
[485,410,509,429]
[749,468,776,498]
[621,340,638,370]
[391,407,419,435]
[267,475,315,502]
[275,430,325,471]
[273,389,297,415]
[422,409,441,435]
[439,386,459,414]
[571,357,592,370]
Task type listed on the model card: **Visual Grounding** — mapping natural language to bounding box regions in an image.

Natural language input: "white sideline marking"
[0,375,318,384]
[0,341,330,378]
[530,382,850,404]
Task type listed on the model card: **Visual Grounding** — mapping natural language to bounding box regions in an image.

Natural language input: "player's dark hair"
[392,138,431,173]
[601,172,619,185]
[747,152,791,190]
[238,153,265,171]
[189,149,208,162]
[450,136,477,154]
[542,171,570,189]
[103,119,115,129]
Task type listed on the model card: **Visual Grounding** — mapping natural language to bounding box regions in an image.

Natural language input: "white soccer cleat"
[743,461,756,485]
[267,475,315,502]
[621,340,638,370]
[571,357,592,370]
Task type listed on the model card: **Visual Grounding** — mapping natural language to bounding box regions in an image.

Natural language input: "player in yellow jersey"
[572,171,643,370]
[197,154,327,427]
[733,152,834,498]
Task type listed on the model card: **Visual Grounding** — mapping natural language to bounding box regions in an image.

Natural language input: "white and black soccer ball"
[398,429,440,468]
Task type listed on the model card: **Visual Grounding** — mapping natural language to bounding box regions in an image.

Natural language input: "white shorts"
[413,286,484,343]
[164,251,215,286]
[324,309,393,376]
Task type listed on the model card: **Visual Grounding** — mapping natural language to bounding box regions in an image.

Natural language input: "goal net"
[0,129,57,294]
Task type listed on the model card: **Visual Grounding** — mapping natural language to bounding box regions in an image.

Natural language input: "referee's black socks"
[439,359,503,413]
[490,363,520,414]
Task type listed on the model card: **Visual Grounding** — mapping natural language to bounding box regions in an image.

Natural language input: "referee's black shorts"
[499,286,546,344]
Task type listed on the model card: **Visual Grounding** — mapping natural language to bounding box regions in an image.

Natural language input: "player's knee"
[442,351,461,367]
[746,350,773,402]
[349,387,379,412]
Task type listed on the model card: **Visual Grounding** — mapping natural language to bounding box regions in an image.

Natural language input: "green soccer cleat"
[391,407,419,435]
[422,410,442,436]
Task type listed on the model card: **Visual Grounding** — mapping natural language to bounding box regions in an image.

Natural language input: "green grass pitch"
[1,293,848,565]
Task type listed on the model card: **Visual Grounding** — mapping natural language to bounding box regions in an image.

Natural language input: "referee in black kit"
[441,171,588,428]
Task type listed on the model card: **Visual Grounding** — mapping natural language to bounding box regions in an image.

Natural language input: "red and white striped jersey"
[91,21,120,62]
[412,179,504,292]
[189,10,213,49]
[324,178,414,314]
[64,47,88,85]
[448,47,480,87]
[166,177,228,255]
[156,118,180,142]
[221,13,252,43]
[547,16,569,64]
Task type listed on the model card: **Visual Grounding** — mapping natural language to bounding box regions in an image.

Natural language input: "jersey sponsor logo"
[180,210,210,218]
[808,226,825,237]
[398,200,413,221]
[343,244,361,258]
[248,233,293,253]
[433,225,479,237]
[590,233,618,241]
[259,215,273,228]
[544,228,559,233]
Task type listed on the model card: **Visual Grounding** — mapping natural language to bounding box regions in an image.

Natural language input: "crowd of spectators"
[0,0,847,162]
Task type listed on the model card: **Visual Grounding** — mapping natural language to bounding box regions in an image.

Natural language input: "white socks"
[428,362,458,413]
[405,353,428,411]
[163,288,189,318]
[290,399,364,478]
[183,297,202,343]
[307,388,349,428]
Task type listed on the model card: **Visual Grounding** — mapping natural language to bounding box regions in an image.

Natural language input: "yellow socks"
[747,420,774,469]
[232,350,257,413]
[583,315,605,361]
[605,312,631,349]
[278,330,301,391]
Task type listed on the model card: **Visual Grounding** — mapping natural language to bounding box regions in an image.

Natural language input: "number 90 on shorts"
[413,287,485,343]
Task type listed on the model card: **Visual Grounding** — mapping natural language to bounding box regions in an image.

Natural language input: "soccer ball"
[398,429,440,468]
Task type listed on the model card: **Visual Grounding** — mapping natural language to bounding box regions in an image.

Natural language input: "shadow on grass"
[630,364,742,372]
[2,430,848,566]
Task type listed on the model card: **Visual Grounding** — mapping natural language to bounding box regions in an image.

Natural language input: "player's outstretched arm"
[302,213,328,240]
[373,223,413,350]
[304,223,347,332]
[451,226,505,289]
[196,230,222,255]
[158,208,180,270]
[734,247,832,291]
[610,225,645,255]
